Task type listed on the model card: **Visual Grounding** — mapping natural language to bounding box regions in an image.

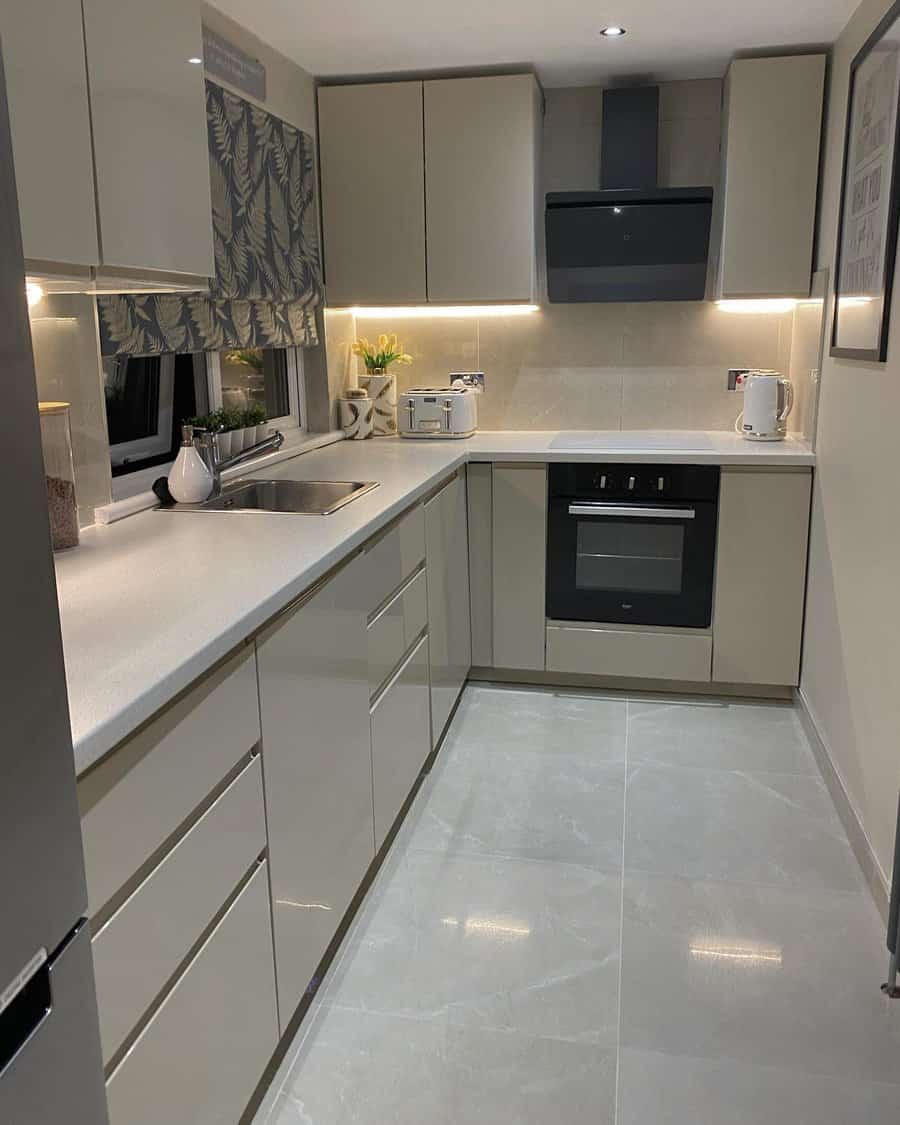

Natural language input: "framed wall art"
[832,0,900,361]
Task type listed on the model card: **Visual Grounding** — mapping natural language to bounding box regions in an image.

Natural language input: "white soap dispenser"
[168,424,214,504]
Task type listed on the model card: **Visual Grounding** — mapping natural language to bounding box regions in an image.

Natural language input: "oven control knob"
[627,475,636,491]
[657,476,665,492]
[600,474,607,489]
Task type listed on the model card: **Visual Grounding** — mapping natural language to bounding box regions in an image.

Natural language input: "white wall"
[802,0,900,891]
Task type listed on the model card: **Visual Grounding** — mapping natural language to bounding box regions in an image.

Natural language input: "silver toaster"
[399,386,478,439]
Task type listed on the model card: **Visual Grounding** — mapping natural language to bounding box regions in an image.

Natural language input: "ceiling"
[209,0,853,87]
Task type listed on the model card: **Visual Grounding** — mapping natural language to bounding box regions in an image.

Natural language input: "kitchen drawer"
[92,756,266,1065]
[363,504,426,614]
[78,647,260,917]
[371,634,431,850]
[105,862,278,1125]
[367,566,428,695]
[546,622,712,682]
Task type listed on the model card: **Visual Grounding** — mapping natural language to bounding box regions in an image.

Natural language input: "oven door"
[547,498,718,627]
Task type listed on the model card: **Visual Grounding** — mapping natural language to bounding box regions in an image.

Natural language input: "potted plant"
[351,334,412,436]
[245,402,269,445]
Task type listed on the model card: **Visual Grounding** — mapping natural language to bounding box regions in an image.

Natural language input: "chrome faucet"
[195,428,285,494]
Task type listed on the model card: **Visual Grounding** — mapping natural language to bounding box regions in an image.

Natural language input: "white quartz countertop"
[58,430,813,776]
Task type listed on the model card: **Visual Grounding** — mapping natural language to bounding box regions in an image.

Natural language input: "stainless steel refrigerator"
[0,42,109,1125]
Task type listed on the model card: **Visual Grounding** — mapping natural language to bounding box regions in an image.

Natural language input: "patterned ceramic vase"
[362,370,398,436]
[339,396,374,439]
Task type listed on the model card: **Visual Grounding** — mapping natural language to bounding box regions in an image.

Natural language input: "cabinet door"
[492,463,547,670]
[82,0,214,278]
[712,469,812,686]
[256,554,375,1020]
[716,56,825,298]
[424,75,539,302]
[2,0,99,267]
[371,635,431,850]
[319,82,426,305]
[425,471,472,744]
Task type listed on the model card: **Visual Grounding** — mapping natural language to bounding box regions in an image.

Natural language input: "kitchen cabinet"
[492,463,547,670]
[256,552,375,1020]
[712,467,812,685]
[371,635,432,850]
[105,863,278,1125]
[714,55,825,299]
[546,622,712,682]
[467,463,494,666]
[424,75,540,302]
[1,0,100,270]
[425,470,472,743]
[318,81,427,305]
[318,73,540,305]
[81,0,214,281]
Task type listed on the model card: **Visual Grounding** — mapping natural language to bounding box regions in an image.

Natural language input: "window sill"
[94,430,346,525]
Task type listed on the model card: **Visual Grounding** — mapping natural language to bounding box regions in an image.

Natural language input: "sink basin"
[169,479,380,515]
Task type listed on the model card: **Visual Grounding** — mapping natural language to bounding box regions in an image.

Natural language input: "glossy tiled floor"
[255,686,900,1124]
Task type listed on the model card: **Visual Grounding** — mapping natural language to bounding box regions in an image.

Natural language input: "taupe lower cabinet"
[425,471,472,744]
[256,552,375,1019]
[492,463,548,670]
[712,468,812,686]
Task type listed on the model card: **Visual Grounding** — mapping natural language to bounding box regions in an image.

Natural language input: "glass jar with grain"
[38,402,79,551]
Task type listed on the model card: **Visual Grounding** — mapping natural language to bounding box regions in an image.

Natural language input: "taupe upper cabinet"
[715,55,825,299]
[424,75,540,302]
[1,0,100,269]
[318,81,428,306]
[82,0,214,282]
[318,73,540,305]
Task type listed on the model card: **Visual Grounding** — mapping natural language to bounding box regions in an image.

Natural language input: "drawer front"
[546,623,712,682]
[367,567,428,695]
[78,648,260,917]
[92,756,266,1065]
[363,504,426,614]
[371,635,431,850]
[105,862,278,1125]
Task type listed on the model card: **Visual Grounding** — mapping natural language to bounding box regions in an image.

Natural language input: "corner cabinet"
[425,470,472,744]
[1,0,100,269]
[492,463,547,670]
[712,467,812,686]
[82,0,214,280]
[714,55,825,299]
[318,73,540,305]
[256,553,375,1021]
[318,81,427,306]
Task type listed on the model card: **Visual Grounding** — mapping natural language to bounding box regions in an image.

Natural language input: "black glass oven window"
[575,519,685,594]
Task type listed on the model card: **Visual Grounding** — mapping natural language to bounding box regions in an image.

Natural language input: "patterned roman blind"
[97,82,323,356]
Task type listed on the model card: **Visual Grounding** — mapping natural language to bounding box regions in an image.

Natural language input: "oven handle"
[567,503,696,520]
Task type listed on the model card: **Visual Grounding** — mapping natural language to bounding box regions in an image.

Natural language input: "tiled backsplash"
[330,301,799,432]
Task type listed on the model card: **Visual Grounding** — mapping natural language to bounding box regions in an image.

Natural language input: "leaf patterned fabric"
[97,82,323,356]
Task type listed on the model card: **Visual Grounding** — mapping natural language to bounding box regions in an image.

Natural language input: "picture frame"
[832,0,900,361]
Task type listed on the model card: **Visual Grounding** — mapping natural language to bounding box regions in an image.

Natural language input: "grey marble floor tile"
[620,871,900,1084]
[624,761,863,891]
[627,698,817,774]
[405,743,625,868]
[618,1047,900,1125]
[444,685,627,760]
[318,851,622,1046]
[266,1007,616,1125]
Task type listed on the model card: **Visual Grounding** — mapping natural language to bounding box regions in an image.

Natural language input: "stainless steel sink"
[167,479,380,515]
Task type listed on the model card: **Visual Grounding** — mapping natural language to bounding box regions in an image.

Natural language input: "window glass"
[220,348,290,419]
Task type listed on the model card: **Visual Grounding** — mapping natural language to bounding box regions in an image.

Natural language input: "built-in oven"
[547,463,720,628]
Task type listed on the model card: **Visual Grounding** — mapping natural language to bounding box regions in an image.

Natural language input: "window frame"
[110,346,307,502]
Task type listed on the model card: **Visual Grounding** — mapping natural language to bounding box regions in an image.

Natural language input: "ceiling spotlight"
[600,25,627,37]
[187,56,203,65]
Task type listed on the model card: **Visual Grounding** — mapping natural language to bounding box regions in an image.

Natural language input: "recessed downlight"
[187,56,203,65]
[600,25,627,37]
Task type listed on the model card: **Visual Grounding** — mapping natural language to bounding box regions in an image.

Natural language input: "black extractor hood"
[545,86,713,303]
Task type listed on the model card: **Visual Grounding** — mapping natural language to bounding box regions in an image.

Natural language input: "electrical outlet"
[728,368,750,391]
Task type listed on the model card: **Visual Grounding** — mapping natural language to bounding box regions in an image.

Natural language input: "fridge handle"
[0,951,51,1074]
[882,789,900,998]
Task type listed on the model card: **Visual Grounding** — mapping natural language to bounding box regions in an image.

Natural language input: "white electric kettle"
[737,370,794,441]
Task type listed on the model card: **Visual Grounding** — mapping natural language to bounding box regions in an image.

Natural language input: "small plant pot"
[233,428,249,453]
[254,424,268,444]
[339,396,373,439]
[215,430,233,459]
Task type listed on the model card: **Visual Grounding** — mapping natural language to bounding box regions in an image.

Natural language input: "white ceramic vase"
[339,396,374,439]
[361,371,397,436]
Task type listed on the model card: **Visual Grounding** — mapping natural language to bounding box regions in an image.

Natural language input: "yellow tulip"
[378,333,389,350]
[398,353,413,365]
[389,333,399,352]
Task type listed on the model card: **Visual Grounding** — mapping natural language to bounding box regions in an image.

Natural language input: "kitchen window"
[105,346,305,498]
